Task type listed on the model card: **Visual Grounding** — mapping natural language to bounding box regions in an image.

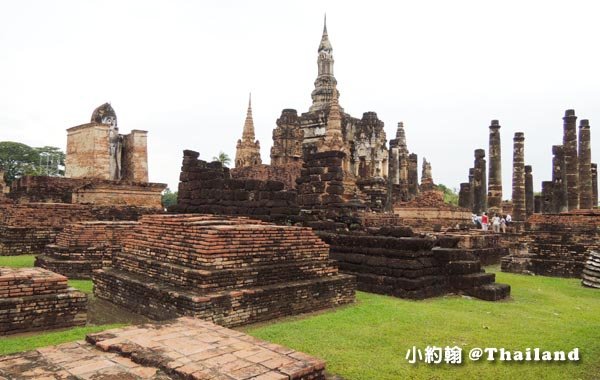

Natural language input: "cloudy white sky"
[1,0,599,194]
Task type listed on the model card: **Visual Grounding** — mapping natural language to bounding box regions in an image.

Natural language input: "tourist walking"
[500,216,507,233]
[492,214,500,233]
[481,212,489,231]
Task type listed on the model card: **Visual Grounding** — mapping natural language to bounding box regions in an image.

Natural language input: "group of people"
[472,212,511,233]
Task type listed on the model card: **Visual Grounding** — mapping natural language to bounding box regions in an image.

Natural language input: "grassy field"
[2,255,599,379]
[246,268,600,380]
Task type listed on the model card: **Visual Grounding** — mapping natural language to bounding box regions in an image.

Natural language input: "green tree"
[212,151,231,167]
[0,142,40,184]
[161,187,178,208]
[437,183,459,206]
[34,146,66,176]
[0,142,66,184]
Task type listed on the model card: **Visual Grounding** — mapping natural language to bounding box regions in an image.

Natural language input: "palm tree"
[212,151,231,167]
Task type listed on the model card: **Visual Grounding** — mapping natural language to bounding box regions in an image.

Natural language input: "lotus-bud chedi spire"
[235,93,262,168]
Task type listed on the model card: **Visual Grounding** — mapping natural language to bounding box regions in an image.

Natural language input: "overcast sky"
[1,0,599,194]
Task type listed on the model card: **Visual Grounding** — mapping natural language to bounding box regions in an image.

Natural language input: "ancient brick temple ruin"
[0,267,87,335]
[501,211,600,277]
[501,110,599,278]
[234,95,262,168]
[229,18,443,209]
[319,231,510,301]
[0,103,165,258]
[94,214,356,325]
[6,103,165,208]
[0,318,329,379]
[35,221,138,279]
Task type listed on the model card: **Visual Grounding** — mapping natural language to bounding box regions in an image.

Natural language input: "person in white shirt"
[492,214,500,233]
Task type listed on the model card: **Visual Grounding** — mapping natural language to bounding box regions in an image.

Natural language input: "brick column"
[512,132,526,221]
[552,145,568,213]
[488,120,502,209]
[592,163,598,208]
[408,153,419,198]
[563,109,579,210]
[458,182,472,210]
[541,181,553,214]
[578,119,593,209]
[472,149,487,214]
[525,165,534,218]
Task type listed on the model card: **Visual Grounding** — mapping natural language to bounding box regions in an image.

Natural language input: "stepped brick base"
[582,251,600,289]
[94,268,355,326]
[319,232,510,301]
[0,268,87,335]
[35,221,137,279]
[94,214,356,326]
[0,317,326,379]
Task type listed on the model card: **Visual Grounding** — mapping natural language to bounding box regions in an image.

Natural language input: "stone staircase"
[434,247,511,301]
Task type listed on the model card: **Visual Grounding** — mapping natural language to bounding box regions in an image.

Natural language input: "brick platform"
[35,221,139,279]
[319,232,510,301]
[501,211,600,277]
[94,214,355,326]
[0,203,160,255]
[0,267,87,335]
[0,317,326,379]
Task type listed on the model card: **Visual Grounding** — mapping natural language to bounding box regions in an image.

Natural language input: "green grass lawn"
[246,269,600,380]
[2,255,599,379]
[0,254,36,268]
[0,324,124,356]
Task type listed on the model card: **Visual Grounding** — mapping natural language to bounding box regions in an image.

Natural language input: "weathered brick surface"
[231,162,303,190]
[9,175,165,207]
[94,214,355,326]
[0,318,327,379]
[171,150,300,223]
[582,251,600,288]
[0,268,87,335]
[319,231,510,301]
[36,221,138,279]
[0,203,160,255]
[501,211,600,277]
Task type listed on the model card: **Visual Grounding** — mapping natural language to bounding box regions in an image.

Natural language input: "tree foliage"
[212,151,231,167]
[0,141,65,184]
[437,183,459,206]
[161,187,178,208]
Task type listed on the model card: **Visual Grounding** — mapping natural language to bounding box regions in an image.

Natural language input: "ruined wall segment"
[121,130,149,182]
[172,150,299,223]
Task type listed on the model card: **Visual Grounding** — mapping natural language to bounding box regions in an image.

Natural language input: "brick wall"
[171,150,299,223]
[501,210,600,277]
[230,162,302,190]
[0,203,160,255]
[9,176,165,208]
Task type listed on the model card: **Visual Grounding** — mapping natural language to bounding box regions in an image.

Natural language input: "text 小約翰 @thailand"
[405,346,580,364]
